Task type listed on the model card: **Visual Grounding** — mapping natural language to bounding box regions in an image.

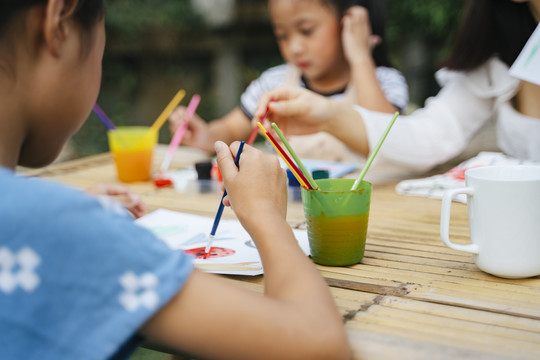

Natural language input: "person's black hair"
[0,0,104,75]
[0,0,105,39]
[326,0,391,67]
[441,0,536,71]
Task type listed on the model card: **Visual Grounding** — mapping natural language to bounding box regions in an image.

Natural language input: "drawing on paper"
[184,246,236,259]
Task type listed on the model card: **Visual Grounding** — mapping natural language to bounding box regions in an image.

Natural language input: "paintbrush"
[203,141,245,258]
[153,94,201,187]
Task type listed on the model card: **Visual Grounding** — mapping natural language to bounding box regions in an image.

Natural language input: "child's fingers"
[168,106,188,130]
[254,94,273,120]
[214,141,239,182]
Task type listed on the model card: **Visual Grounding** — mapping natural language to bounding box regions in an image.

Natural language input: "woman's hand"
[254,86,370,156]
[254,86,334,137]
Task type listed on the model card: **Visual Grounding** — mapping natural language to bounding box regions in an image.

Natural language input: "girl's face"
[20,18,106,168]
[269,0,347,86]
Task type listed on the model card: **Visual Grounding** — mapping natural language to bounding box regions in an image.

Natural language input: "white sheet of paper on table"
[510,24,540,86]
[135,208,310,276]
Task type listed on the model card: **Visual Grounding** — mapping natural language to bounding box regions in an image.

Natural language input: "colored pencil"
[247,104,270,145]
[257,122,311,190]
[271,123,318,190]
[204,141,246,258]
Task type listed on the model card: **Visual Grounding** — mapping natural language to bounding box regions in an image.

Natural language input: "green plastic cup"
[301,178,372,266]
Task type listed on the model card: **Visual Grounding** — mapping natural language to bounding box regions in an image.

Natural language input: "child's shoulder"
[0,167,193,360]
[0,167,141,249]
[261,63,291,77]
[254,63,293,86]
[0,167,102,216]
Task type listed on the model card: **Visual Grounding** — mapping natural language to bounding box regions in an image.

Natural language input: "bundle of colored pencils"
[256,122,318,191]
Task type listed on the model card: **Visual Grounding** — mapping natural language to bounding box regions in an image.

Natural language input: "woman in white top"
[255,0,540,181]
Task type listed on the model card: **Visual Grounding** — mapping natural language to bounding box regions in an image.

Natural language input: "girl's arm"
[139,142,351,360]
[342,6,398,113]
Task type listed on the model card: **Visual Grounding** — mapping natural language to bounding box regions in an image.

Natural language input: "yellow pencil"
[257,122,309,189]
[150,89,186,133]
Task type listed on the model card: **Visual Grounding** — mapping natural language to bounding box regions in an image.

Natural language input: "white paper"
[136,208,309,276]
[510,24,540,86]
[395,152,539,203]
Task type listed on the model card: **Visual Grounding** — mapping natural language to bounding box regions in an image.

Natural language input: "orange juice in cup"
[107,126,157,182]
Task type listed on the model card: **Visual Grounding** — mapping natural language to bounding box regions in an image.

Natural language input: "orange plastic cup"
[107,126,157,182]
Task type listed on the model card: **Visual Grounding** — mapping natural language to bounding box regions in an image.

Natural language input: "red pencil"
[247,104,271,145]
[247,126,259,146]
[261,125,313,190]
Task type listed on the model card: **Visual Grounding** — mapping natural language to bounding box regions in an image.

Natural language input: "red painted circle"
[184,247,235,259]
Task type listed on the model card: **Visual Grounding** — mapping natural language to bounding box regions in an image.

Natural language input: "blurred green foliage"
[68,0,465,159]
[386,0,464,64]
[106,0,203,35]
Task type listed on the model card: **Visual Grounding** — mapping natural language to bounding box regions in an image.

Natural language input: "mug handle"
[440,187,479,254]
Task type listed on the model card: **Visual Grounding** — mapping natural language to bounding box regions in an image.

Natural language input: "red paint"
[447,164,484,181]
[185,246,236,259]
[153,177,173,187]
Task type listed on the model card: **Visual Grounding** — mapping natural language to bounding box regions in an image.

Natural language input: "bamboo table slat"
[29,146,540,360]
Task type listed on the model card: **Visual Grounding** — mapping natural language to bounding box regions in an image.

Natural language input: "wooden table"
[30,146,540,360]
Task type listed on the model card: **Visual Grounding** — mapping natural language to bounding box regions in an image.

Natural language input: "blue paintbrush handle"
[209,141,245,237]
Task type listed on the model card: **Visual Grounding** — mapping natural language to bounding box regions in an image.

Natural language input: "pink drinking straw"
[159,94,201,172]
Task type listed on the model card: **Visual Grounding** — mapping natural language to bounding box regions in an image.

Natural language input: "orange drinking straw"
[257,122,311,190]
[150,89,186,133]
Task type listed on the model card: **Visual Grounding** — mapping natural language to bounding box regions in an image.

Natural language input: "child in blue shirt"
[0,1,350,359]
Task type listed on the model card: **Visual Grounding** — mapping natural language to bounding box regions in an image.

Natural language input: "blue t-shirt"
[0,167,193,360]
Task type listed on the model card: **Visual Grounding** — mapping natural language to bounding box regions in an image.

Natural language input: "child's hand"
[254,86,333,136]
[215,141,287,225]
[86,183,148,218]
[168,106,213,153]
[341,6,381,66]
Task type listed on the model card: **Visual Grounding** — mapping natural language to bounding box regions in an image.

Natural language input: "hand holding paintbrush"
[203,141,245,258]
[203,140,289,258]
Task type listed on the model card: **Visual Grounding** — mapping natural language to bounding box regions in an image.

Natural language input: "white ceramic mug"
[440,166,540,278]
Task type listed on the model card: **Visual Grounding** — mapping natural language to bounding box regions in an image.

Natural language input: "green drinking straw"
[351,111,399,191]
[271,123,319,190]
